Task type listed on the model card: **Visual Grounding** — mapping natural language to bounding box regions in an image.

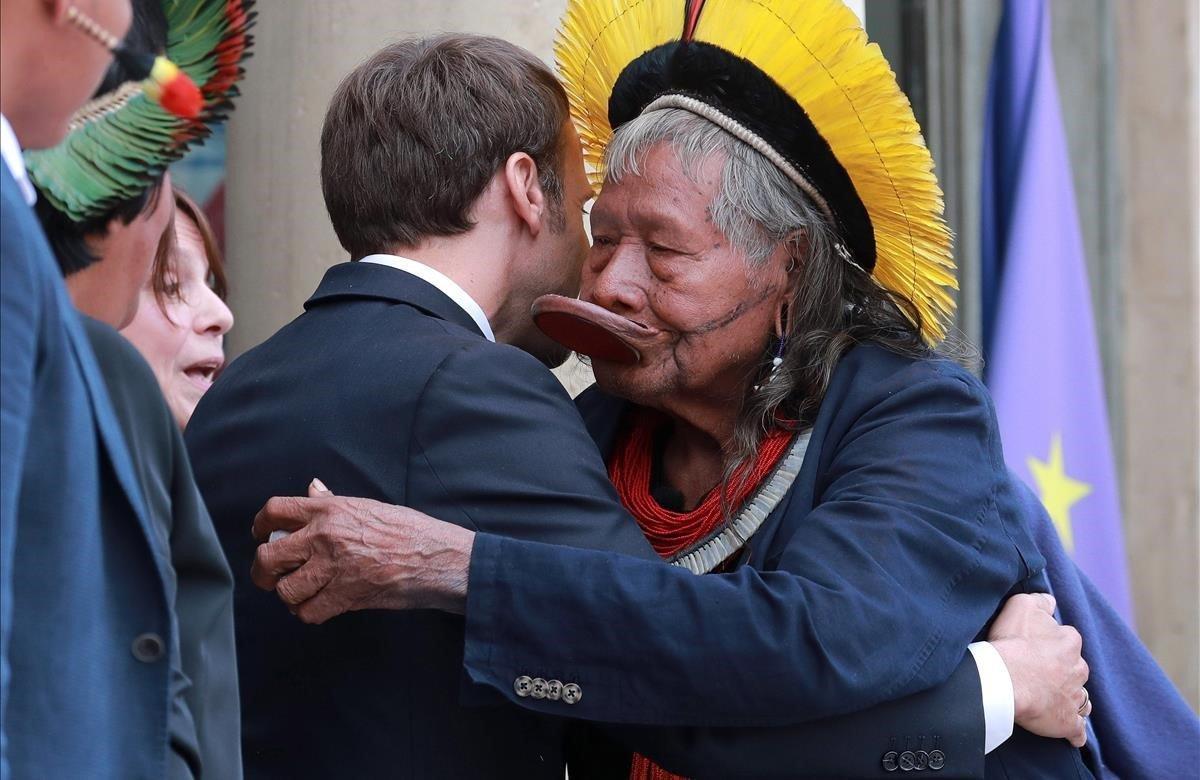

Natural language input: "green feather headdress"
[25,0,256,221]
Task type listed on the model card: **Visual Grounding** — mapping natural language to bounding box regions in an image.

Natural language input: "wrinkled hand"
[988,593,1090,747]
[251,479,475,624]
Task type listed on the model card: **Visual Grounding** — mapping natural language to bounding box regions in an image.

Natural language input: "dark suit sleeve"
[577,655,986,779]
[406,339,656,557]
[0,204,42,771]
[463,363,1026,727]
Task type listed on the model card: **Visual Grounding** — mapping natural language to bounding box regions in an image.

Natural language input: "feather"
[555,0,956,343]
[26,0,256,222]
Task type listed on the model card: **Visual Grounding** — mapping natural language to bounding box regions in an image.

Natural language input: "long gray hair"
[605,108,936,482]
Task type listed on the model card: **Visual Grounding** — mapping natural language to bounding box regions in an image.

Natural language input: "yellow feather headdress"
[555,0,957,343]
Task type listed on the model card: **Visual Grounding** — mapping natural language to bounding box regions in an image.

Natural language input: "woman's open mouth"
[183,358,224,390]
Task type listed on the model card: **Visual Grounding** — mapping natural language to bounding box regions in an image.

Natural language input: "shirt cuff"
[968,641,1015,753]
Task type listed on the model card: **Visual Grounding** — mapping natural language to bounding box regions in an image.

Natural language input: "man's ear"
[503,151,545,238]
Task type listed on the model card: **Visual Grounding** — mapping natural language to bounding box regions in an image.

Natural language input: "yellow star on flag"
[1027,433,1092,552]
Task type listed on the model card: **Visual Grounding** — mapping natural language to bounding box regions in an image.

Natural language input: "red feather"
[159,71,203,119]
[683,0,707,41]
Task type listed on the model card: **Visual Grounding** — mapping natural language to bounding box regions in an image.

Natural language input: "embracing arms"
[249,348,1090,768]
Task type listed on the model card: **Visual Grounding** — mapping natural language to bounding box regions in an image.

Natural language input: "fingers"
[1074,656,1090,688]
[1005,591,1055,613]
[252,495,323,541]
[1063,623,1083,652]
[1068,715,1088,748]
[251,531,311,590]
[308,477,333,498]
[989,592,1060,641]
[1032,592,1057,615]
[275,559,334,607]
[294,590,349,626]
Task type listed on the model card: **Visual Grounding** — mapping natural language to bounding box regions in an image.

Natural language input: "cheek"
[128,303,190,370]
[661,288,777,377]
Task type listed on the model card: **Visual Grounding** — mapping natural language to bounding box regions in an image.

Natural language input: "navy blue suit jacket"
[0,166,175,777]
[187,262,997,778]
[464,344,1094,778]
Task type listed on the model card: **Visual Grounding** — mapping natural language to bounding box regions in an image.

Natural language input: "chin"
[593,361,668,406]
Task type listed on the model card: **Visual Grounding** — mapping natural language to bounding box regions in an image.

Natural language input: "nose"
[585,241,649,317]
[195,285,234,337]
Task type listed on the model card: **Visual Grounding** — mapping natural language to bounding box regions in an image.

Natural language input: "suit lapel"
[58,282,173,577]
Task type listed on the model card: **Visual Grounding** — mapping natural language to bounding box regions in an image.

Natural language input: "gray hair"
[602,107,959,505]
[605,107,838,274]
[604,107,846,485]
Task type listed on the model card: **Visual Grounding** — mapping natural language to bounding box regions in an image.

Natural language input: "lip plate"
[531,295,643,364]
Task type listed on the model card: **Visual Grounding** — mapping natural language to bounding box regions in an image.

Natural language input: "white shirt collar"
[0,114,37,206]
[359,254,495,343]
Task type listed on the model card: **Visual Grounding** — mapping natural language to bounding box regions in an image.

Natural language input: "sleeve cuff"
[968,641,1015,753]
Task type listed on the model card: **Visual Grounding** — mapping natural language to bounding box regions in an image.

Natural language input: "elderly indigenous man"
[0,0,224,775]
[242,1,1101,778]
[22,1,254,776]
[194,21,1081,780]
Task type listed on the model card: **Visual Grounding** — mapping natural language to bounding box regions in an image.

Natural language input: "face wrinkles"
[584,143,787,410]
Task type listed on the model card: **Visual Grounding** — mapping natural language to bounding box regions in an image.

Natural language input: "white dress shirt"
[0,114,37,206]
[350,256,1015,752]
[359,253,495,342]
[970,640,1016,752]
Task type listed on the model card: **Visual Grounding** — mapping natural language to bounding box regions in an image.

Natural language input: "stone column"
[1116,0,1200,709]
[224,0,563,356]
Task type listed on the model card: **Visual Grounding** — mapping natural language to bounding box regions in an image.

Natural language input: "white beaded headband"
[643,93,863,272]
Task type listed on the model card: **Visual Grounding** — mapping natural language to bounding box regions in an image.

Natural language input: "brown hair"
[150,188,228,314]
[319,34,570,259]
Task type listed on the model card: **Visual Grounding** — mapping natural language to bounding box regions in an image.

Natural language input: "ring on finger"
[1077,687,1090,715]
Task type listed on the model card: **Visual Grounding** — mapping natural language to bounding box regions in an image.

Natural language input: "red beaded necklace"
[607,409,797,561]
[610,409,796,780]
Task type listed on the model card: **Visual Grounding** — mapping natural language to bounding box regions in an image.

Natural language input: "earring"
[769,336,786,376]
[753,336,787,392]
[65,4,203,120]
[66,6,120,49]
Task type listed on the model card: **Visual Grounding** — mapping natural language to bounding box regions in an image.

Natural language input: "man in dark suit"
[0,1,181,776]
[188,34,1087,778]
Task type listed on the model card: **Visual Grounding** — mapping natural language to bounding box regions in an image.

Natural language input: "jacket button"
[561,682,582,705]
[131,633,165,663]
[899,751,916,771]
[928,750,945,771]
[545,679,563,701]
[531,677,548,699]
[514,675,533,697]
[881,751,899,772]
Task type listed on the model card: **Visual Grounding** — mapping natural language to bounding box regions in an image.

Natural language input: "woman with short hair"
[123,188,234,429]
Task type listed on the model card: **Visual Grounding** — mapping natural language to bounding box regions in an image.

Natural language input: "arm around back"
[595,653,986,779]
[462,358,1031,727]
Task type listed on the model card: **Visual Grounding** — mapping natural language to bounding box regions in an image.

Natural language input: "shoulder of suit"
[435,337,565,391]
